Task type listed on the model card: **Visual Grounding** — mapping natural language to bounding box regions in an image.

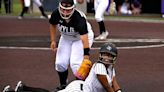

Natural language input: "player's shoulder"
[49,8,61,24]
[73,9,87,19]
[94,62,106,68]
[50,8,60,18]
[51,8,60,16]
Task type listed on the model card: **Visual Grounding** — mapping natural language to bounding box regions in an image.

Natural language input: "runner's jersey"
[83,62,115,92]
[49,9,88,41]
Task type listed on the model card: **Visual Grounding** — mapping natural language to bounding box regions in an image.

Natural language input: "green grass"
[0,0,21,15]
[13,0,22,14]
[0,0,164,22]
[0,0,48,16]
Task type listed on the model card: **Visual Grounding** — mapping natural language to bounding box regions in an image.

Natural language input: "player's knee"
[70,65,79,75]
[55,63,68,72]
[95,16,103,22]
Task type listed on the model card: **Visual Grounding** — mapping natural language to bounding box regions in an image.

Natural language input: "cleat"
[95,31,109,40]
[48,14,51,19]
[15,81,24,92]
[95,34,102,40]
[3,85,14,92]
[40,15,47,19]
[18,16,23,19]
[100,31,109,39]
[40,14,48,19]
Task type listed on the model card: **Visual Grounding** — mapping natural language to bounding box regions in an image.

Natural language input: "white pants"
[24,0,42,7]
[58,80,84,92]
[94,0,109,22]
[55,22,94,75]
[55,37,84,75]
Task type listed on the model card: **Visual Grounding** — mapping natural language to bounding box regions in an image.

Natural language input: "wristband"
[115,89,122,92]
[84,48,90,55]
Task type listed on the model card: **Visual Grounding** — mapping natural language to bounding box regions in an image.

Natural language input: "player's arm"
[97,74,115,92]
[112,76,122,92]
[50,24,57,51]
[75,17,92,80]
[80,34,90,59]
[75,34,92,80]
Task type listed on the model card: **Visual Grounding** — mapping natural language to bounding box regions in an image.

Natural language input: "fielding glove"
[75,59,92,80]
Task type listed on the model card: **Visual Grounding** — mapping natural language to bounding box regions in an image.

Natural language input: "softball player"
[2,0,93,92]
[119,0,132,15]
[18,0,48,19]
[49,0,94,91]
[58,42,122,92]
[2,43,120,92]
[94,0,115,40]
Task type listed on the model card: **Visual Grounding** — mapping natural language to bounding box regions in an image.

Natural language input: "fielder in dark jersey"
[49,0,93,91]
[50,9,88,38]
[2,0,94,92]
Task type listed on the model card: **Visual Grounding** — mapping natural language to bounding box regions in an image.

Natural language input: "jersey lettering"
[58,24,76,35]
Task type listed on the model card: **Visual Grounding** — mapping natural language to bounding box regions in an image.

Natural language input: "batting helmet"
[99,42,118,64]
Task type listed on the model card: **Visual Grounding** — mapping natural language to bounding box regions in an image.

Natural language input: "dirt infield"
[0,16,164,92]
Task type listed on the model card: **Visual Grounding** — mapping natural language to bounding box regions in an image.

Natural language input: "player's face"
[59,3,75,19]
[100,52,114,65]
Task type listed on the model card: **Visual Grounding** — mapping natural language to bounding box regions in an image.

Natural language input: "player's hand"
[50,41,56,52]
[84,55,89,59]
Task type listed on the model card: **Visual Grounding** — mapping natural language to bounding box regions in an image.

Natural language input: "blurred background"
[0,0,163,17]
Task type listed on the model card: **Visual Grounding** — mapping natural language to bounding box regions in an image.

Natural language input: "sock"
[58,70,68,86]
[98,21,106,34]
[23,85,49,92]
[39,6,48,18]
[4,0,9,13]
[20,7,28,16]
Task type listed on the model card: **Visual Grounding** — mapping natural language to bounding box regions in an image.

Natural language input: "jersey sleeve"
[49,9,60,25]
[94,63,108,75]
[73,11,88,35]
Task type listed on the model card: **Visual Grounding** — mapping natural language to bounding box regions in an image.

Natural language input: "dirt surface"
[0,16,164,92]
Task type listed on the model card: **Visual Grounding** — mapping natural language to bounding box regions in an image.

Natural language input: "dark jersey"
[49,8,88,40]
